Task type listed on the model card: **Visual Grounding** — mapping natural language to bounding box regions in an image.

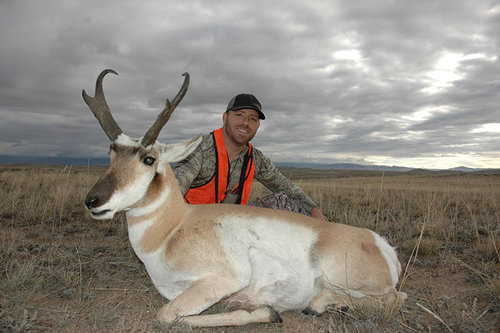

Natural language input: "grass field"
[1,164,499,332]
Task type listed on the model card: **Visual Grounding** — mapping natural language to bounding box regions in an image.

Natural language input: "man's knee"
[248,192,310,216]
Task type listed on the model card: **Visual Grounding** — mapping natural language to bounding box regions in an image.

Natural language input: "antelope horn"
[82,69,123,141]
[141,72,190,147]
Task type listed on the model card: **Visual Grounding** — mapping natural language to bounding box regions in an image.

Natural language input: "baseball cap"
[226,93,265,120]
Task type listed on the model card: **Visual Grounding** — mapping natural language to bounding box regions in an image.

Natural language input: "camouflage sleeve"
[172,142,203,196]
[254,150,317,213]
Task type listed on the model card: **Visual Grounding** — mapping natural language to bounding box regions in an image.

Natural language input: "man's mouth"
[237,128,249,134]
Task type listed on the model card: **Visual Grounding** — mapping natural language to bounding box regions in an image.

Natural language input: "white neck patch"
[127,186,171,218]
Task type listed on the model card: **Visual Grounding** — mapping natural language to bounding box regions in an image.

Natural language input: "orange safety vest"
[184,128,255,205]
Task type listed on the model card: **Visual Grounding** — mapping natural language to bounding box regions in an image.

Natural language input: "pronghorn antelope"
[83,69,406,327]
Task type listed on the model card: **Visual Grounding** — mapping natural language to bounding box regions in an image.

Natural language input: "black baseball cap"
[226,93,265,120]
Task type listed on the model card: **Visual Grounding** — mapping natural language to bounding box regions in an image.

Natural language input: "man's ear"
[158,134,203,163]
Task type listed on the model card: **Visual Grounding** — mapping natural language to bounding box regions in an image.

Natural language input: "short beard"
[224,120,255,145]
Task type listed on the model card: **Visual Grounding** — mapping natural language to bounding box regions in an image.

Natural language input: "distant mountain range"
[274,162,498,172]
[0,155,496,173]
[0,155,109,166]
[274,162,413,172]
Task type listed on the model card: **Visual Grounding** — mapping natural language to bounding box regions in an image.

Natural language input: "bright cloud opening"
[421,51,464,94]
[471,123,500,133]
[421,52,497,95]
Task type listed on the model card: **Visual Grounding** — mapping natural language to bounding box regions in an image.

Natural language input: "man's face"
[223,109,261,146]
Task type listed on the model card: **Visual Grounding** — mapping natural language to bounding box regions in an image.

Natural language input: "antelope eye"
[143,156,156,166]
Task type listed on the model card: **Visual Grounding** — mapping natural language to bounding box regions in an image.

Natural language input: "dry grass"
[1,164,499,332]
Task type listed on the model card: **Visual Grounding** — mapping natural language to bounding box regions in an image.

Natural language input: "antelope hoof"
[340,305,349,313]
[302,307,320,317]
[266,306,283,323]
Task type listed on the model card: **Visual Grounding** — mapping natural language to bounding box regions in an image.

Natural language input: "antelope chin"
[89,208,117,220]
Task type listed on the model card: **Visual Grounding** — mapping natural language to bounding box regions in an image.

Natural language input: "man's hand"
[310,207,328,222]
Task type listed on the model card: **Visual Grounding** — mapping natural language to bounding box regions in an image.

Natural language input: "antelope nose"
[85,195,99,209]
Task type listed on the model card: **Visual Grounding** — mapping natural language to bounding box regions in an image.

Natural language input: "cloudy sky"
[1,0,499,169]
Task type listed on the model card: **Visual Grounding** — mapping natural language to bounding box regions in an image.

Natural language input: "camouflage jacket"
[173,133,317,212]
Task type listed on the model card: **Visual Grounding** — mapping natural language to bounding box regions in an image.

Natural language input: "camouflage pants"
[248,191,310,216]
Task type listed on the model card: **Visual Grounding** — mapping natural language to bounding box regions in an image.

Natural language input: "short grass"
[1,164,499,332]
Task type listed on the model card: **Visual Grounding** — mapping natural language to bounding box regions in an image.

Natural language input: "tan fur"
[137,171,189,253]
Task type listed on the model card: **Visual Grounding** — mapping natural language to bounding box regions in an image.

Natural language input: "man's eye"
[143,156,156,166]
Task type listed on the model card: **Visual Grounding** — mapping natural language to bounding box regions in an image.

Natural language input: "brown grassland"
[0,164,499,332]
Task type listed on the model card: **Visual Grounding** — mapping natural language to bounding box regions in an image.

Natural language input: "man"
[173,93,327,222]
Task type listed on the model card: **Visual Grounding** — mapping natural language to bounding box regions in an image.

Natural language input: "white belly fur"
[218,216,322,312]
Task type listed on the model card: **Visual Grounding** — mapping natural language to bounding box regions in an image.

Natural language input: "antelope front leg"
[157,276,282,327]
[181,305,283,327]
[157,276,241,323]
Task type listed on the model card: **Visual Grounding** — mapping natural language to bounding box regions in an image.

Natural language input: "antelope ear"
[159,134,203,163]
